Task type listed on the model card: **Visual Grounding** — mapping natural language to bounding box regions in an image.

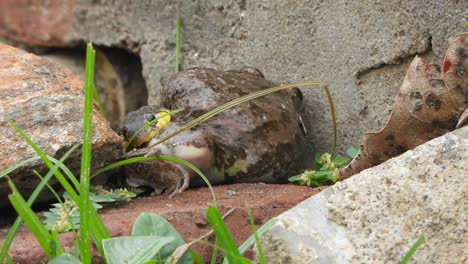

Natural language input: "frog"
[119,67,306,196]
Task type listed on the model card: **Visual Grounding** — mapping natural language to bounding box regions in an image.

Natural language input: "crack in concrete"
[354,34,433,80]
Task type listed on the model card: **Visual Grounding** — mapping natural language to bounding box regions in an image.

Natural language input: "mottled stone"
[260,126,467,263]
[0,44,123,207]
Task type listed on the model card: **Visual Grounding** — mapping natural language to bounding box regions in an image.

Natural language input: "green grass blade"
[246,208,265,264]
[92,156,218,207]
[206,206,247,264]
[400,235,425,264]
[175,17,183,73]
[323,85,337,156]
[45,155,80,189]
[43,154,109,256]
[7,178,56,258]
[210,239,219,264]
[0,145,78,263]
[79,42,96,264]
[0,156,39,179]
[237,217,277,255]
[89,207,110,255]
[149,81,326,149]
[3,116,79,201]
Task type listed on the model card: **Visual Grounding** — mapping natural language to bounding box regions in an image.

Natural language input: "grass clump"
[289,147,358,187]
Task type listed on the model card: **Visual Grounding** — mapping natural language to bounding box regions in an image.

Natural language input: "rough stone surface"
[260,126,467,263]
[0,183,321,263]
[0,44,123,207]
[0,0,77,47]
[0,1,466,154]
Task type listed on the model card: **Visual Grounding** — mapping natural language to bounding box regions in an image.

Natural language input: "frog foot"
[144,147,161,157]
[168,163,190,198]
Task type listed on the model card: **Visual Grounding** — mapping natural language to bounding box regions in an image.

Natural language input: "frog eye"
[145,113,156,122]
[118,126,128,137]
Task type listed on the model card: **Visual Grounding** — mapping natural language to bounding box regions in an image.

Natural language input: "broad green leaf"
[102,236,174,264]
[132,213,192,263]
[48,253,81,264]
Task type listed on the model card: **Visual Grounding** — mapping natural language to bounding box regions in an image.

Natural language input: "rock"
[0,44,122,207]
[259,126,467,263]
[1,1,466,155]
[41,47,148,130]
[0,183,321,263]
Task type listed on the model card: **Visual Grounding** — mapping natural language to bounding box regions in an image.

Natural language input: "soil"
[0,183,322,263]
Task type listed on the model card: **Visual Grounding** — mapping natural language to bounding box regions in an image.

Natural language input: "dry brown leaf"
[340,33,467,179]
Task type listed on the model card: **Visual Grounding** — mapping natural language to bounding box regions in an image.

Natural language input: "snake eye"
[145,113,156,122]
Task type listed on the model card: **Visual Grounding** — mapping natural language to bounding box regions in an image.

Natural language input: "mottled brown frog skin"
[120,67,305,195]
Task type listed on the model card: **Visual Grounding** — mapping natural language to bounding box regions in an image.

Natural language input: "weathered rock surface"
[0,183,321,263]
[0,1,466,154]
[260,126,467,263]
[0,44,122,207]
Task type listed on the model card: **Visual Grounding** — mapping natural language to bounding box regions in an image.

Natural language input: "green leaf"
[287,175,303,183]
[331,156,352,167]
[102,236,174,264]
[465,22,468,27]
[346,147,359,158]
[132,213,192,263]
[313,153,322,170]
[90,194,116,203]
[400,235,425,264]
[48,253,82,264]
[206,207,248,264]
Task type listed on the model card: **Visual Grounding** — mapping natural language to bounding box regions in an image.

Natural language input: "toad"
[119,67,306,195]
